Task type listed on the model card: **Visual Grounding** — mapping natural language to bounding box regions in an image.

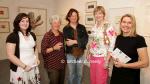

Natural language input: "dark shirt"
[110,35,147,84]
[41,30,66,70]
[63,24,88,54]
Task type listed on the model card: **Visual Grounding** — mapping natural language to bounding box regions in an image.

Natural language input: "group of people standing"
[6,5,149,84]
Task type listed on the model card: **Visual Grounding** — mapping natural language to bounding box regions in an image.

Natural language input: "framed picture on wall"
[18,7,47,36]
[0,6,9,19]
[0,21,10,33]
[85,13,95,25]
[85,1,97,13]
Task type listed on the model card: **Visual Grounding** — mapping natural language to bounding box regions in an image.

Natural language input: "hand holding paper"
[112,48,131,63]
[31,64,37,68]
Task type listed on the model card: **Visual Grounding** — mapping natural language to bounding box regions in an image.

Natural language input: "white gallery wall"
[0,0,150,84]
[0,0,55,60]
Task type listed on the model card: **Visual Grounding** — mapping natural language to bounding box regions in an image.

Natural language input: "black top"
[6,32,36,72]
[63,24,88,53]
[110,35,147,84]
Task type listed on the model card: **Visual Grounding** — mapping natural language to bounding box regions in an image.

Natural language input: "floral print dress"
[89,23,116,58]
[89,23,116,84]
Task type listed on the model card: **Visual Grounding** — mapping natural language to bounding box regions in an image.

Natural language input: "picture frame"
[85,13,95,25]
[18,7,47,36]
[0,6,9,19]
[0,21,10,33]
[85,1,97,13]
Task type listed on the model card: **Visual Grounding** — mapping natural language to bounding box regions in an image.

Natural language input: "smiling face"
[120,16,132,34]
[50,15,61,31]
[68,12,78,24]
[93,6,105,23]
[51,19,61,30]
[120,14,136,36]
[94,10,105,22]
[19,17,29,32]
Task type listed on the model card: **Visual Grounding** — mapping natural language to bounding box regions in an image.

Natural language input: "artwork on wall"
[0,6,9,19]
[85,1,97,13]
[18,7,47,36]
[85,1,96,32]
[0,21,10,33]
[85,13,95,25]
[108,7,134,34]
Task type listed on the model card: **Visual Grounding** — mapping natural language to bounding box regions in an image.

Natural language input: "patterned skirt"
[10,66,40,84]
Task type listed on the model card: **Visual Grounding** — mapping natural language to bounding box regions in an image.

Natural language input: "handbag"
[71,29,84,57]
[71,47,84,57]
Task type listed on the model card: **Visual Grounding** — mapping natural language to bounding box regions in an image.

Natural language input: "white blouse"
[10,32,40,84]
[89,24,116,57]
[19,31,36,67]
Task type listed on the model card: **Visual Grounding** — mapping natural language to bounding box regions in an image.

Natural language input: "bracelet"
[23,65,27,69]
[52,46,55,51]
[52,47,54,51]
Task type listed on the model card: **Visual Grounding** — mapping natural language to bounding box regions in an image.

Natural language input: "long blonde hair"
[120,14,137,37]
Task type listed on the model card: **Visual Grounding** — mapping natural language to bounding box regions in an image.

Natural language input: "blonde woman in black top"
[110,14,149,84]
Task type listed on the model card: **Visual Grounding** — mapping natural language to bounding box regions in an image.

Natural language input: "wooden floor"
[0,54,90,84]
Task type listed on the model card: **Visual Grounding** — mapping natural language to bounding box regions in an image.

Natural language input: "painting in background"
[0,6,9,19]
[85,1,97,33]
[0,21,9,33]
[85,1,97,13]
[85,13,95,25]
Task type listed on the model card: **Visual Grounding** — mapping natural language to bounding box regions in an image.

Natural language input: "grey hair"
[49,15,61,24]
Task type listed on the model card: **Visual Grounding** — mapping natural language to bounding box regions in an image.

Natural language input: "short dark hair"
[65,8,79,23]
[13,13,32,35]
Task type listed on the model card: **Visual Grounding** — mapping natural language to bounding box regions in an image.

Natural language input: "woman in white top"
[6,13,40,84]
[87,6,116,84]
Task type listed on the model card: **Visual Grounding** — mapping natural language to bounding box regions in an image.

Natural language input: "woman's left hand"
[36,59,40,65]
[114,58,124,68]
